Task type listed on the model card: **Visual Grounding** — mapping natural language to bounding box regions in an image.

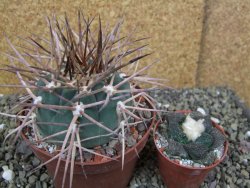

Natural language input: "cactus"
[162,111,226,165]
[36,73,131,148]
[0,12,163,188]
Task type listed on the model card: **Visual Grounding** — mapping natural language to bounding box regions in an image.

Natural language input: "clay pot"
[22,115,156,188]
[153,111,229,188]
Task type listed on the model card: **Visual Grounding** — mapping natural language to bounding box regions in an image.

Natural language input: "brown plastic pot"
[22,115,156,188]
[153,110,229,188]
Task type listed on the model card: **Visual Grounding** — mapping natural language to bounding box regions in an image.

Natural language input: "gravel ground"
[0,87,250,188]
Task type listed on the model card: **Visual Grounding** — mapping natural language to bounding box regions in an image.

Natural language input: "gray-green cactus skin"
[36,73,130,148]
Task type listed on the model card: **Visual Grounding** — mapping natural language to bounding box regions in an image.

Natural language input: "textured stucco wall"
[0,0,204,92]
[197,0,250,106]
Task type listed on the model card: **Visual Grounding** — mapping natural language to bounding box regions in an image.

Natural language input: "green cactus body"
[36,73,131,148]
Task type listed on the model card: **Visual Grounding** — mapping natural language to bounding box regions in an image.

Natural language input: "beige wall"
[0,0,204,92]
[197,0,250,106]
[0,0,250,106]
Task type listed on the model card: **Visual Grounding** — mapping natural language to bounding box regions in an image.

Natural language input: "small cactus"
[161,111,226,165]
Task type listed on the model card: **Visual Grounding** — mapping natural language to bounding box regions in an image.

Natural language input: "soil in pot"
[154,110,229,188]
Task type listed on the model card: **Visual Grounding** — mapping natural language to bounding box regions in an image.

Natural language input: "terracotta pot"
[153,111,229,188]
[22,114,156,188]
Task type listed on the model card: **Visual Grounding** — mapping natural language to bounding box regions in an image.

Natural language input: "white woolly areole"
[80,86,89,93]
[104,85,115,95]
[48,145,57,154]
[117,101,125,110]
[2,166,15,181]
[33,96,42,104]
[182,115,205,142]
[119,73,126,78]
[67,81,76,87]
[46,81,55,88]
[73,103,84,116]
[120,120,126,127]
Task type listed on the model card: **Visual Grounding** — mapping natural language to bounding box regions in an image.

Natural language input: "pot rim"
[21,111,156,166]
[153,110,229,170]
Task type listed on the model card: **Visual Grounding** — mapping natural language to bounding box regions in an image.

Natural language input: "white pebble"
[243,159,248,164]
[37,144,43,148]
[211,117,220,124]
[213,146,224,159]
[0,94,3,97]
[2,166,15,181]
[0,124,5,129]
[181,159,194,167]
[163,104,170,108]
[197,107,206,115]
[156,140,162,149]
[245,131,250,138]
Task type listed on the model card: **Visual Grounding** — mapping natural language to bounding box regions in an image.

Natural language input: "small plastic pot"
[153,111,229,188]
[22,115,156,188]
